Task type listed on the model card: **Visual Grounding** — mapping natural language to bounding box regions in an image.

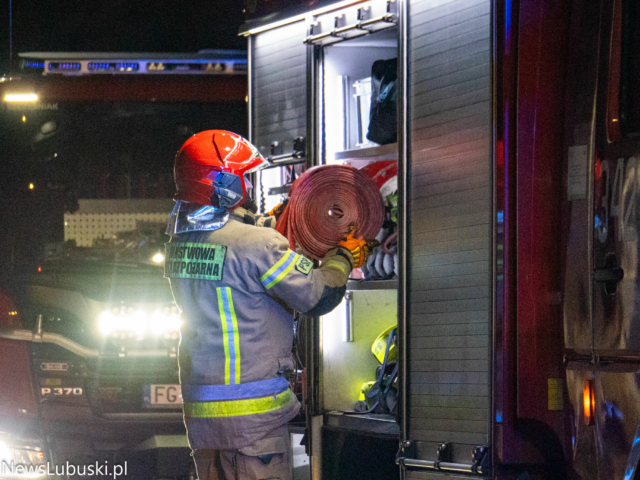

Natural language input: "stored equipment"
[367,58,398,145]
[356,326,398,414]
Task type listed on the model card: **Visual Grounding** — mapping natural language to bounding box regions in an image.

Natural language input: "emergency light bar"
[48,62,81,72]
[19,52,247,76]
[88,62,140,72]
[42,60,246,75]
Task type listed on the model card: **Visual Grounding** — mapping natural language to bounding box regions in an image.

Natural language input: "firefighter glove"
[268,199,289,221]
[338,234,378,269]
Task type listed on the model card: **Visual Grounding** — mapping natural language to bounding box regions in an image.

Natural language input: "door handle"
[593,266,624,283]
[593,253,624,295]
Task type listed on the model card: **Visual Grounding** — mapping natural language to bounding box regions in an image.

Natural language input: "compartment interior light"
[243,0,366,35]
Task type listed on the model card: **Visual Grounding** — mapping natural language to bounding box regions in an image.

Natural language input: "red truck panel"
[0,292,38,419]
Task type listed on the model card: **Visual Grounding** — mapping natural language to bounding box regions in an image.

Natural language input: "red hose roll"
[276,165,385,260]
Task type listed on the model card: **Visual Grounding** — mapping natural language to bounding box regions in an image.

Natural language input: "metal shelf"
[324,411,399,436]
[347,279,398,290]
[333,143,398,162]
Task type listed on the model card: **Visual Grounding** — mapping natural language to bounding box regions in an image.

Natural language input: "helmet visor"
[212,171,245,209]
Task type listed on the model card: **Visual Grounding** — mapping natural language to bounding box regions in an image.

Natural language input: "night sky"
[0,0,247,74]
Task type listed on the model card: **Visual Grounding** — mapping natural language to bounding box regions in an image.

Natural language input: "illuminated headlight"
[152,252,165,264]
[4,93,38,102]
[98,305,181,339]
[0,434,46,478]
[0,440,13,464]
[150,309,182,336]
[14,449,45,465]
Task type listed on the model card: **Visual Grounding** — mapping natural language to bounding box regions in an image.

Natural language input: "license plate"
[144,384,183,406]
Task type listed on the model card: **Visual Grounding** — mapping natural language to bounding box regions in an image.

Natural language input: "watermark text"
[1,460,128,478]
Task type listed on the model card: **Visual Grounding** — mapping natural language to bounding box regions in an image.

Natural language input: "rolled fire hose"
[276,165,385,260]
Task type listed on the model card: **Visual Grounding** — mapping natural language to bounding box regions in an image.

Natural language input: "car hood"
[27,258,172,304]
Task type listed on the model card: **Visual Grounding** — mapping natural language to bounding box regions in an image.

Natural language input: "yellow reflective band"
[265,254,298,290]
[261,249,293,283]
[226,288,241,384]
[216,288,231,385]
[184,388,293,418]
[325,260,347,275]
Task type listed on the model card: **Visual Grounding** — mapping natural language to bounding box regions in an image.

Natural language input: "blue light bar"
[233,62,248,72]
[48,62,81,72]
[88,62,140,72]
[24,61,45,68]
[30,55,247,75]
[116,63,139,71]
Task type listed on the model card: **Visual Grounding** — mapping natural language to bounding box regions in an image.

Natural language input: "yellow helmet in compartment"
[371,325,397,364]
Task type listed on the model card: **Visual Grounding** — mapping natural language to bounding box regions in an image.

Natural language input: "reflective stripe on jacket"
[165,214,352,450]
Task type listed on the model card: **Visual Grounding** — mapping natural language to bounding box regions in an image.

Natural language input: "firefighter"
[164,130,371,480]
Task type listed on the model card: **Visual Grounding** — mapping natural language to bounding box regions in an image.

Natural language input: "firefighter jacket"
[165,211,353,450]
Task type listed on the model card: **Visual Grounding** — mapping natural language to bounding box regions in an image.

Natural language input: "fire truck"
[0,51,247,479]
[240,0,640,478]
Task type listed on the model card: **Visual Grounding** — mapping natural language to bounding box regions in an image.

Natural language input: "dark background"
[0,0,251,269]
[0,0,247,74]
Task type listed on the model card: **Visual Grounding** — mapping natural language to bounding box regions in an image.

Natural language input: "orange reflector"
[583,379,595,425]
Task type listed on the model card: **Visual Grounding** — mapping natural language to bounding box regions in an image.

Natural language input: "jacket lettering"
[164,242,226,281]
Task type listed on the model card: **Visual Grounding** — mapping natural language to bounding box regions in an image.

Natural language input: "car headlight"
[13,449,45,466]
[98,305,181,339]
[0,440,13,464]
[0,433,46,477]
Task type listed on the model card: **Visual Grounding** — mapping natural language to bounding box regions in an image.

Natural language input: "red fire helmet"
[174,130,268,209]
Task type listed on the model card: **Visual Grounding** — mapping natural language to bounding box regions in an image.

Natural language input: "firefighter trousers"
[192,424,292,480]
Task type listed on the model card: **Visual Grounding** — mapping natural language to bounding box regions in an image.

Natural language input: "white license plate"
[144,384,183,406]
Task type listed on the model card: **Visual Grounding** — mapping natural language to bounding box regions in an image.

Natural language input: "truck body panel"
[405,0,492,466]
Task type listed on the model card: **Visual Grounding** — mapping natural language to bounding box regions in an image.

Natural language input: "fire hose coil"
[276,165,385,259]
